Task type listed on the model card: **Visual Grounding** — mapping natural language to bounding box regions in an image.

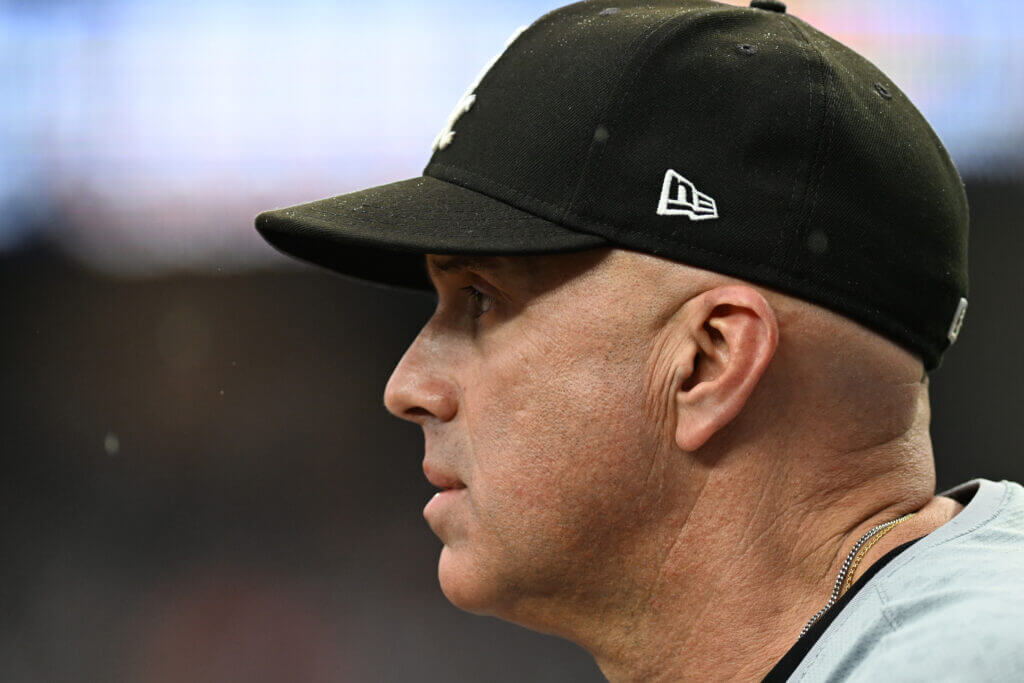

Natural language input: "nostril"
[384,371,459,423]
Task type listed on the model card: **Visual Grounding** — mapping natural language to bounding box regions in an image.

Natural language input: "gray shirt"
[787,478,1024,681]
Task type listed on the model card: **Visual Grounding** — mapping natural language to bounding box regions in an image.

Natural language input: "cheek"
[467,337,656,559]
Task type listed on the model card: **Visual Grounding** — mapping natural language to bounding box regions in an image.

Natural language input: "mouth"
[422,461,466,491]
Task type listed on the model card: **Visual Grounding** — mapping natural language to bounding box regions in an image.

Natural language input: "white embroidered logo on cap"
[656,169,719,221]
[432,26,527,152]
[947,297,968,344]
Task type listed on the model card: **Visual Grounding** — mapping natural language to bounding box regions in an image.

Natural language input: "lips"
[423,461,466,491]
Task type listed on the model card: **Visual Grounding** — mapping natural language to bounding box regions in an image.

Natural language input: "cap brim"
[255,175,608,291]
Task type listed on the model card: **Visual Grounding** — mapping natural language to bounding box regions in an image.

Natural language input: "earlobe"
[673,286,779,452]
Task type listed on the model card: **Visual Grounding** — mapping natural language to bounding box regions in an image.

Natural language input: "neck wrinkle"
[581,437,935,682]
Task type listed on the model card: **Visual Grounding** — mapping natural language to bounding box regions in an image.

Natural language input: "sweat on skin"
[383,246,963,682]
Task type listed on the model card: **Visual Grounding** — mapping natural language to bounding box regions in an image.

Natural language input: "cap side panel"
[778,15,839,278]
[788,17,969,364]
[562,7,730,222]
[568,9,818,269]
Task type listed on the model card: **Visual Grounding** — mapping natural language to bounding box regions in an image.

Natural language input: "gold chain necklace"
[839,515,913,596]
[799,512,916,638]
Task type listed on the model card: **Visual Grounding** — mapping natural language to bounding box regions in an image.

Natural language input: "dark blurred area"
[2,179,1022,682]
[0,237,604,681]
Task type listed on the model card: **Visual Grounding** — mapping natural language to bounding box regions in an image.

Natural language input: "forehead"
[424,254,536,286]
[425,254,509,274]
[424,248,618,295]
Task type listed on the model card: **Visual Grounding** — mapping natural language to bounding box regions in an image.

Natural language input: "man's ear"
[674,285,779,452]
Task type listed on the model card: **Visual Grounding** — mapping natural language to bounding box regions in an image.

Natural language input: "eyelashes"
[461,285,495,319]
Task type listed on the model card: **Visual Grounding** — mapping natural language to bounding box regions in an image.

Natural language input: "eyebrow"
[427,255,502,273]
[423,254,540,296]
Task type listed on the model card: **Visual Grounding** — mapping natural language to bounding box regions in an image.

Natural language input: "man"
[255,0,1024,680]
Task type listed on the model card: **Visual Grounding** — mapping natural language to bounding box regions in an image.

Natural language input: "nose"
[383,330,458,425]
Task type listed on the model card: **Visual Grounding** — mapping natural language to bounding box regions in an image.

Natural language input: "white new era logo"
[656,170,719,221]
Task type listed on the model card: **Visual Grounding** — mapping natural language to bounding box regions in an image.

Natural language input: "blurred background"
[2,0,1022,680]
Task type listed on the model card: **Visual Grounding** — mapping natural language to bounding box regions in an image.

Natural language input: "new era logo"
[656,170,718,221]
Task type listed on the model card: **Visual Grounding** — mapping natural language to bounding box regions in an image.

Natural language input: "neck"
[561,448,961,682]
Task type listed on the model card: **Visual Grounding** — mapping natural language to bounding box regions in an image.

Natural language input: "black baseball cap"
[255,0,969,370]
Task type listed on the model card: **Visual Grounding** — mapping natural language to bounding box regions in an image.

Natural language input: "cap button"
[750,0,787,13]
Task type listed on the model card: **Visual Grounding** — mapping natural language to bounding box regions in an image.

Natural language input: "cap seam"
[775,15,824,274]
[785,16,842,273]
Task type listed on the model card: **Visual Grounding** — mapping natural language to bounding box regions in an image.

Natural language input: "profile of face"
[383,247,751,630]
[382,241,931,645]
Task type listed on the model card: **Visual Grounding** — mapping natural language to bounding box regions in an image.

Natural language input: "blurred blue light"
[1,0,1021,271]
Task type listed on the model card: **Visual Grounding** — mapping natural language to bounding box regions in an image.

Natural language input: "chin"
[436,545,504,617]
[437,545,575,640]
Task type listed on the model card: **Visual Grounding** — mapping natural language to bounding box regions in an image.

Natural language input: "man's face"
[383,248,688,625]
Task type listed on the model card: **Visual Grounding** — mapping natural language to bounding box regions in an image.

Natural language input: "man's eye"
[461,285,494,319]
